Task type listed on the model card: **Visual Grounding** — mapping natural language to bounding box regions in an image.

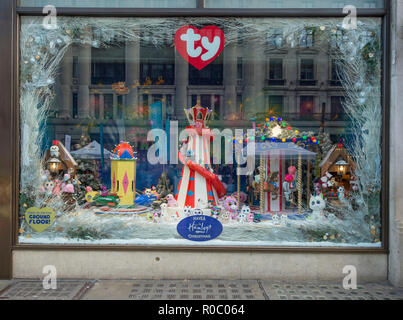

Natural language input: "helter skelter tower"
[175,104,226,211]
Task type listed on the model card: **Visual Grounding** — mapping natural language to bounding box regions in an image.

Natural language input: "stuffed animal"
[272,214,280,225]
[222,196,238,221]
[210,206,221,219]
[166,194,178,207]
[196,198,208,209]
[266,172,280,200]
[183,206,192,217]
[337,186,345,201]
[231,192,247,204]
[52,179,62,196]
[309,194,326,217]
[283,171,296,203]
[44,181,54,196]
[192,208,203,216]
[50,145,60,158]
[238,205,250,223]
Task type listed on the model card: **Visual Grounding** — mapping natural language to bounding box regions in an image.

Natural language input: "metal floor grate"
[83,280,265,300]
[0,280,90,300]
[261,281,403,300]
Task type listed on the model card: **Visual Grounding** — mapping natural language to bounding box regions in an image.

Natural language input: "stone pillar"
[60,46,73,119]
[99,94,104,120]
[175,50,189,120]
[113,94,118,120]
[389,0,403,288]
[254,40,266,116]
[90,94,95,118]
[285,48,298,116]
[126,37,140,118]
[77,41,91,119]
[243,37,256,120]
[223,41,237,120]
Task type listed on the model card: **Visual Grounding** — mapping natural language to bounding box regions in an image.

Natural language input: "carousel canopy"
[246,142,316,159]
[70,140,113,160]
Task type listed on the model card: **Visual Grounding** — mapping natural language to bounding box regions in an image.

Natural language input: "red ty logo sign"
[175,25,225,70]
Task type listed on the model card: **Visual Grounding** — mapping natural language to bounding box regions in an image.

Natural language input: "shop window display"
[18,17,383,247]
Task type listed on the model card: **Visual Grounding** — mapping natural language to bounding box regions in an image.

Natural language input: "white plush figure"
[238,205,250,223]
[337,186,345,201]
[281,214,288,221]
[309,194,326,217]
[196,198,208,209]
[160,203,168,221]
[50,145,60,158]
[192,208,203,216]
[272,214,280,225]
[183,206,192,217]
[221,211,230,222]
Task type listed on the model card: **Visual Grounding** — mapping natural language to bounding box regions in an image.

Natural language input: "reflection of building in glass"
[52,28,350,145]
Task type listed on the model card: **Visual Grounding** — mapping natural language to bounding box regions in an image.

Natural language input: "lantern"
[47,157,61,174]
[335,160,348,175]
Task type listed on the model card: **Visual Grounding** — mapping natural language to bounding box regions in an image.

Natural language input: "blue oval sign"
[177,215,223,242]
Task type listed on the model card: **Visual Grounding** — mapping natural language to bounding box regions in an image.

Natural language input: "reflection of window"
[331,96,346,120]
[201,95,211,108]
[72,93,78,118]
[104,94,113,120]
[300,28,314,47]
[72,56,78,78]
[330,59,344,86]
[269,28,283,47]
[189,56,223,85]
[269,58,283,79]
[300,96,315,116]
[91,45,125,84]
[237,57,243,80]
[331,29,344,48]
[140,62,174,85]
[301,59,314,79]
[268,96,283,115]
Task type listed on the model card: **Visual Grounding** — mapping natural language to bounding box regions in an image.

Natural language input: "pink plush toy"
[222,196,238,221]
[52,179,62,196]
[100,185,108,197]
[63,183,75,193]
[166,194,178,207]
[288,166,296,177]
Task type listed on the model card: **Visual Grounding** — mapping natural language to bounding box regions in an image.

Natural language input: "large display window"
[18,15,384,247]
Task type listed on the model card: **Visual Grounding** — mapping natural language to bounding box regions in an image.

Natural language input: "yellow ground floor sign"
[25,207,55,232]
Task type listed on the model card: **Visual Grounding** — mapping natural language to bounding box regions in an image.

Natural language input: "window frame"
[4,1,390,255]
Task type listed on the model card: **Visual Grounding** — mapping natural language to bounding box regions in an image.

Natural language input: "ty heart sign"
[175,25,225,70]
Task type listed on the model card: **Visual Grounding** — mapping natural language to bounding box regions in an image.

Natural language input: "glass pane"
[205,0,384,8]
[19,16,383,248]
[19,0,196,8]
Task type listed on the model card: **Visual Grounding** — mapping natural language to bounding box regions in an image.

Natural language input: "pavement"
[1,279,403,300]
